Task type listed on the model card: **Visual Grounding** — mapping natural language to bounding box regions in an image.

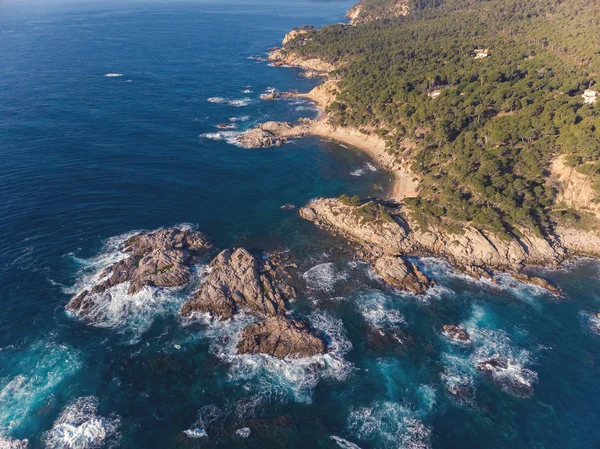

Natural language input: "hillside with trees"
[285,0,600,237]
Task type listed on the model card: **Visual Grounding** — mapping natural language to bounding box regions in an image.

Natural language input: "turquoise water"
[1,1,600,448]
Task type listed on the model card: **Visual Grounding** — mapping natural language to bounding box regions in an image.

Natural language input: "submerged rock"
[510,273,562,296]
[476,357,509,372]
[68,228,211,317]
[373,256,433,294]
[180,248,288,319]
[441,325,470,343]
[237,316,327,358]
[476,356,534,396]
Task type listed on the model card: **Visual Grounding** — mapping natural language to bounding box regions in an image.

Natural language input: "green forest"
[286,0,600,237]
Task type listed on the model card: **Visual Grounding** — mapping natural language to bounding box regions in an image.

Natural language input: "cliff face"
[300,198,600,275]
[550,155,600,216]
[345,0,410,25]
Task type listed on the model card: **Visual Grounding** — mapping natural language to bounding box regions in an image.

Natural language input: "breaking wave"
[229,116,250,122]
[347,401,431,449]
[441,305,537,400]
[303,262,349,292]
[350,163,377,177]
[206,97,252,107]
[354,290,406,331]
[103,73,123,77]
[44,397,120,449]
[0,341,81,435]
[200,130,243,146]
[64,225,206,343]
[331,435,362,449]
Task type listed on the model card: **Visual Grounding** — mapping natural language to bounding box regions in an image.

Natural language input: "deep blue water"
[1,2,600,449]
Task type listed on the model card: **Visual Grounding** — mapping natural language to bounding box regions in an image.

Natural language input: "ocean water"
[1,1,600,448]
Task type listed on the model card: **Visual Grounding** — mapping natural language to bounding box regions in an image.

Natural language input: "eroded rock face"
[442,325,470,343]
[180,248,287,319]
[300,198,410,254]
[68,228,211,317]
[237,316,327,359]
[235,121,312,149]
[373,256,433,294]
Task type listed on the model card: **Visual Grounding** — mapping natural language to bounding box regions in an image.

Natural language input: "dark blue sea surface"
[1,1,600,449]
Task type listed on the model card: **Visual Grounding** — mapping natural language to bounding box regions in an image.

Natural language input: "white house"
[474,48,490,59]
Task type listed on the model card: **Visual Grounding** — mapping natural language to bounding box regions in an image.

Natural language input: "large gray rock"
[373,256,433,294]
[237,316,327,358]
[180,248,287,319]
[68,228,211,317]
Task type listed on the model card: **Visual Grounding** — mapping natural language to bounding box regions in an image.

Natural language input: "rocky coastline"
[69,229,327,360]
[259,18,600,292]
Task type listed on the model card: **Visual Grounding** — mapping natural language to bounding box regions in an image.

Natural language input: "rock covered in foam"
[0,437,28,449]
[180,248,289,319]
[67,228,211,318]
[237,316,327,359]
[373,256,433,294]
[441,325,470,343]
[44,397,119,449]
[235,427,251,438]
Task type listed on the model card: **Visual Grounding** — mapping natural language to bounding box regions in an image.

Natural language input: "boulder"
[180,248,288,319]
[441,325,470,343]
[237,316,327,358]
[68,228,211,317]
[373,256,433,294]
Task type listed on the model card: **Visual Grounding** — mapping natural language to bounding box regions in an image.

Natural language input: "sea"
[1,1,600,448]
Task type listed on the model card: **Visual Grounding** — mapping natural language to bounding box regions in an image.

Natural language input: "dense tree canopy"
[287,0,600,236]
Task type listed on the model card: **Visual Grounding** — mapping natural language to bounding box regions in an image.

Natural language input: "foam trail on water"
[303,262,349,292]
[103,73,123,77]
[354,290,406,331]
[44,397,119,449]
[331,435,362,449]
[0,341,81,435]
[200,130,243,146]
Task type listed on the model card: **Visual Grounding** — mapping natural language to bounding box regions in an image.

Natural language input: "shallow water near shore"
[2,1,600,449]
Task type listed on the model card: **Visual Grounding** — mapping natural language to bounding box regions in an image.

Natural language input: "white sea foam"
[350,168,365,177]
[331,435,362,449]
[347,401,430,449]
[0,341,81,435]
[0,437,28,449]
[104,73,123,77]
[355,290,406,331]
[183,428,207,439]
[44,397,119,449]
[242,89,252,94]
[229,116,250,122]
[228,98,252,107]
[235,427,251,438]
[65,225,206,343]
[366,162,377,172]
[447,305,538,398]
[207,97,227,104]
[200,130,243,146]
[303,262,349,292]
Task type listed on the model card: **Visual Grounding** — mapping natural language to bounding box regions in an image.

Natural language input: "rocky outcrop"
[235,120,312,148]
[180,248,288,319]
[345,0,410,26]
[549,155,600,216]
[373,256,433,294]
[510,273,562,296]
[267,48,335,77]
[300,198,410,254]
[260,90,297,101]
[237,316,327,359]
[180,248,327,359]
[68,228,211,317]
[282,26,315,45]
[441,325,470,343]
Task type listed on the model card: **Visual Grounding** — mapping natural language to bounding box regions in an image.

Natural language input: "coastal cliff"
[263,0,600,287]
